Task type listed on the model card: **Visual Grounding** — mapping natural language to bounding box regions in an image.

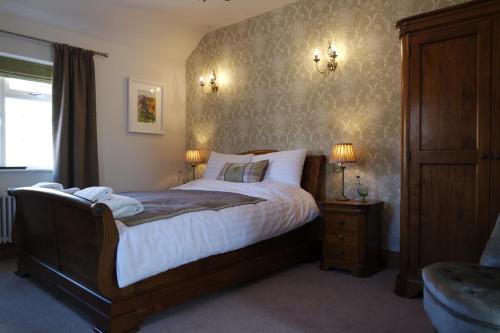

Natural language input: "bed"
[8,150,325,332]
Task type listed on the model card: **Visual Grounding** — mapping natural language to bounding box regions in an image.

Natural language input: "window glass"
[4,97,53,168]
[7,78,52,95]
[1,76,53,169]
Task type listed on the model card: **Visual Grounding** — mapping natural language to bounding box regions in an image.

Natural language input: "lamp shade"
[330,143,357,163]
[185,149,203,164]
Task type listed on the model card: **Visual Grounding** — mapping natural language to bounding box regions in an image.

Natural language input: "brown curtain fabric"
[52,43,99,188]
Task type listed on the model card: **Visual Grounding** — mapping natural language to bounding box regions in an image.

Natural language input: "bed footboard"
[8,187,119,299]
[7,183,323,332]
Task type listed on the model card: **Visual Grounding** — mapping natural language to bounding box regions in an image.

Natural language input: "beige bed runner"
[118,189,266,226]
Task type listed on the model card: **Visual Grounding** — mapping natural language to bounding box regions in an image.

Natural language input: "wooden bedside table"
[319,200,384,277]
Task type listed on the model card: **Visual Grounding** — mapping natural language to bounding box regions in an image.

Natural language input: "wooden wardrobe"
[395,0,500,297]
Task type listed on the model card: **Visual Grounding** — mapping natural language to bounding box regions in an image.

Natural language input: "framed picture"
[128,78,164,134]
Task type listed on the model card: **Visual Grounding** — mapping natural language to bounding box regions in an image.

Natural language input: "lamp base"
[334,163,350,201]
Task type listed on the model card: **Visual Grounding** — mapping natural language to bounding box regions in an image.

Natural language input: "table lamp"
[185,149,203,180]
[330,143,357,201]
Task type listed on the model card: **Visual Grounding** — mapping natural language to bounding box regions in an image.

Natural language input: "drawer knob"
[337,233,344,240]
[337,249,344,256]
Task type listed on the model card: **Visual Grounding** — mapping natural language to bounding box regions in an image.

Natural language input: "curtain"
[52,43,99,188]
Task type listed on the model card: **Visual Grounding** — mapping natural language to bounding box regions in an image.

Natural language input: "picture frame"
[128,78,164,134]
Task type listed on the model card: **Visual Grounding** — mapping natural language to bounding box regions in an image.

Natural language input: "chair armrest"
[480,214,500,268]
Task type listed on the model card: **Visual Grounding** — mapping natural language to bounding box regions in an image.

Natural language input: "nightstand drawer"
[319,200,384,276]
[323,214,358,232]
[324,230,358,246]
[323,242,358,262]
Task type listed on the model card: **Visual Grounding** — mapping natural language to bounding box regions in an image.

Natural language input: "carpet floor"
[0,259,432,333]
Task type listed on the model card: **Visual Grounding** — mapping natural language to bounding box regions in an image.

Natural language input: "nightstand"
[319,200,384,277]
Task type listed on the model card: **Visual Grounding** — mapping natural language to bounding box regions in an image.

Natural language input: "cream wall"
[186,0,467,251]
[0,12,201,192]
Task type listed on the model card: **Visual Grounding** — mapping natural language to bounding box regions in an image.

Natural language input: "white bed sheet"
[115,179,319,288]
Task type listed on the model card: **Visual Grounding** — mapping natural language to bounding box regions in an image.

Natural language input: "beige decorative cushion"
[203,151,253,180]
[218,160,268,183]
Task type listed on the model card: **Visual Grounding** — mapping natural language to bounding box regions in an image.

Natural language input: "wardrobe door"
[492,16,500,229]
[407,21,492,278]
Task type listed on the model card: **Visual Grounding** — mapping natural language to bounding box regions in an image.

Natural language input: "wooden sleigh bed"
[8,150,325,332]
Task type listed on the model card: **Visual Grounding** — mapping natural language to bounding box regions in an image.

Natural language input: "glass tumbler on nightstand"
[358,186,369,203]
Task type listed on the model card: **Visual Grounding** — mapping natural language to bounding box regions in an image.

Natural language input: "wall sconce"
[313,40,338,74]
[199,69,219,94]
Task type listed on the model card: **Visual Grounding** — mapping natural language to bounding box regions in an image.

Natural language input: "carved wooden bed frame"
[8,150,325,332]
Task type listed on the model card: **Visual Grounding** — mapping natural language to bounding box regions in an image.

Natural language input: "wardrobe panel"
[419,164,481,267]
[420,35,478,151]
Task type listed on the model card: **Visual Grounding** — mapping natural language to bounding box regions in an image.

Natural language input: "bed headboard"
[240,150,326,201]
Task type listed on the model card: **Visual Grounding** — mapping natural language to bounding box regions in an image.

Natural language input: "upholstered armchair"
[422,215,500,333]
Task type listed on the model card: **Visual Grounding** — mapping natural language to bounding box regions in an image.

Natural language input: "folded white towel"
[112,205,144,219]
[33,182,64,191]
[61,187,80,194]
[74,187,113,201]
[98,194,144,218]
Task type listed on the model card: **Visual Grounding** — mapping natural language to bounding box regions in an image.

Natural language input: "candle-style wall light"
[199,69,219,95]
[313,40,338,74]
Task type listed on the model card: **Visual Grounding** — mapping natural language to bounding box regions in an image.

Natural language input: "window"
[0,56,53,169]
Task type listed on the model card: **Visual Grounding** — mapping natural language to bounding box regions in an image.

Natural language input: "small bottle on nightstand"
[353,176,361,201]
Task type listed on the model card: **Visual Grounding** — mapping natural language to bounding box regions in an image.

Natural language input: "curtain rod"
[0,29,109,58]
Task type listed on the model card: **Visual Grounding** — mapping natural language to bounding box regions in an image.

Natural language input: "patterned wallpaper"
[185,0,467,251]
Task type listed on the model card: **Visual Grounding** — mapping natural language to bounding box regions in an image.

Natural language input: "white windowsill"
[0,168,53,174]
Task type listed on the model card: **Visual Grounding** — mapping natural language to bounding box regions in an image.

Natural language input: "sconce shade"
[330,143,357,164]
[185,149,203,164]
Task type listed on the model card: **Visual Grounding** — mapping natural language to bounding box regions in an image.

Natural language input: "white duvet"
[115,179,319,288]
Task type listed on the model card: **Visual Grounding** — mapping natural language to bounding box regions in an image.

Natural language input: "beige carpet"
[0,259,432,333]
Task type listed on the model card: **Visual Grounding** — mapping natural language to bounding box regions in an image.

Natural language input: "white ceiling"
[0,0,299,34]
[125,0,299,30]
[0,0,299,58]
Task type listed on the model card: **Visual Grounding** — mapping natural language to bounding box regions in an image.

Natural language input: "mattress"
[115,179,319,287]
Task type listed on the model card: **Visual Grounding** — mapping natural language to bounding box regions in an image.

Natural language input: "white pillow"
[251,149,307,186]
[203,151,254,180]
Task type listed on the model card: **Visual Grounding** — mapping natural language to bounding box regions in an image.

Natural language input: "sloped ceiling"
[121,0,300,31]
[0,0,299,47]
